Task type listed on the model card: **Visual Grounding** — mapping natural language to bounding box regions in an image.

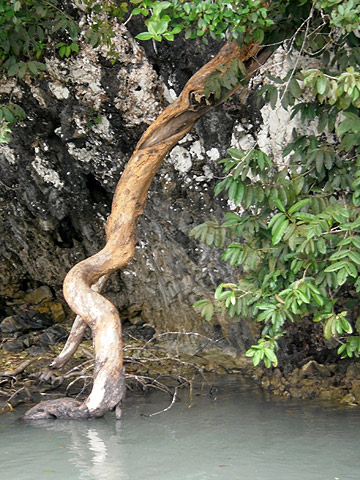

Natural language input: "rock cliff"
[0,25,252,349]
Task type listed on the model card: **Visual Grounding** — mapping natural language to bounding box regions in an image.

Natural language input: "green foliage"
[0,123,11,143]
[1,0,75,75]
[0,103,26,124]
[56,42,79,58]
[315,0,360,33]
[203,59,248,102]
[0,103,26,143]
[2,0,360,368]
[131,0,287,44]
[189,218,225,248]
[0,0,128,78]
[189,0,360,368]
[246,336,279,368]
[192,129,360,367]
[302,67,360,110]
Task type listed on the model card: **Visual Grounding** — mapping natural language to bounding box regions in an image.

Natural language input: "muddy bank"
[1,327,360,413]
[1,285,360,412]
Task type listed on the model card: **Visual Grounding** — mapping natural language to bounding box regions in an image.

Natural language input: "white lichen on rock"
[69,45,106,110]
[231,47,320,163]
[48,81,70,100]
[205,147,220,162]
[168,145,193,173]
[0,145,17,165]
[31,153,64,189]
[67,140,121,186]
[96,24,162,126]
[91,116,114,141]
[190,140,205,160]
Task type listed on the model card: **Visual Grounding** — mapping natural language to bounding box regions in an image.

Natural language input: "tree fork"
[24,41,272,420]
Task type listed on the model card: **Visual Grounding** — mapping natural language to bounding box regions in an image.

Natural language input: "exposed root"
[141,387,179,417]
[23,397,89,420]
[0,329,223,417]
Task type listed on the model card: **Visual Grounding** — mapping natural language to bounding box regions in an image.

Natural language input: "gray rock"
[3,338,26,353]
[0,311,53,335]
[38,325,68,345]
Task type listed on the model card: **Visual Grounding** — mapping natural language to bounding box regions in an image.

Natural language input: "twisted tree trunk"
[24,41,272,420]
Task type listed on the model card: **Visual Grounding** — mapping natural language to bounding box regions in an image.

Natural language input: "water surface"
[1,376,359,480]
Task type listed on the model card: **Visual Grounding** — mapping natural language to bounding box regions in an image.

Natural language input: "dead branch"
[0,359,35,378]
[141,387,179,417]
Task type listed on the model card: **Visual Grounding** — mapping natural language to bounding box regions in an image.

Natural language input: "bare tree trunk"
[24,41,272,420]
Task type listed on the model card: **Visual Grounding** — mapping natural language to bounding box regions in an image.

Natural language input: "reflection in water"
[25,416,128,480]
[87,429,107,465]
[1,376,359,480]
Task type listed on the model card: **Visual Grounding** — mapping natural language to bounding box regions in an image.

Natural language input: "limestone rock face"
[0,25,251,348]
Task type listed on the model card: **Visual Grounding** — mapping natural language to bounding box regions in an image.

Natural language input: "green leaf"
[234,182,245,205]
[289,78,302,98]
[18,62,27,79]
[245,348,255,358]
[341,317,353,334]
[136,32,154,41]
[253,349,263,366]
[345,261,358,278]
[324,317,335,340]
[27,61,38,76]
[153,1,171,17]
[272,218,290,245]
[329,250,350,261]
[337,267,348,286]
[193,299,210,309]
[202,302,214,322]
[316,76,328,95]
[227,148,244,160]
[214,178,229,196]
[273,197,286,212]
[288,198,310,215]
[348,251,360,265]
[293,212,316,222]
[264,348,278,365]
[214,284,224,299]
[338,118,360,135]
[324,260,348,272]
[268,212,286,230]
[2,107,14,123]
[228,179,238,202]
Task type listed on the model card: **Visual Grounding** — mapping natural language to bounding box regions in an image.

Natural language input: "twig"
[141,387,178,417]
[137,331,223,351]
[1,385,31,411]
[126,374,174,395]
[122,13,133,27]
[66,375,92,397]
[280,3,315,102]
[0,359,35,377]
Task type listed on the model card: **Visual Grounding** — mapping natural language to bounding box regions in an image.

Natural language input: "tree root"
[23,397,89,420]
[0,330,222,417]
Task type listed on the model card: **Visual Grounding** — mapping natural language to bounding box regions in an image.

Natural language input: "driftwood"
[24,41,272,420]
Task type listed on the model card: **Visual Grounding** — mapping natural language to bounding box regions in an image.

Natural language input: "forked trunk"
[24,41,272,420]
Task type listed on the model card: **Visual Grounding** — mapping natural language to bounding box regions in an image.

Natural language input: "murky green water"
[0,376,359,480]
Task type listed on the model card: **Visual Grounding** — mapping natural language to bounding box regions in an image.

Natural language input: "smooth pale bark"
[24,41,272,420]
[48,275,109,371]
